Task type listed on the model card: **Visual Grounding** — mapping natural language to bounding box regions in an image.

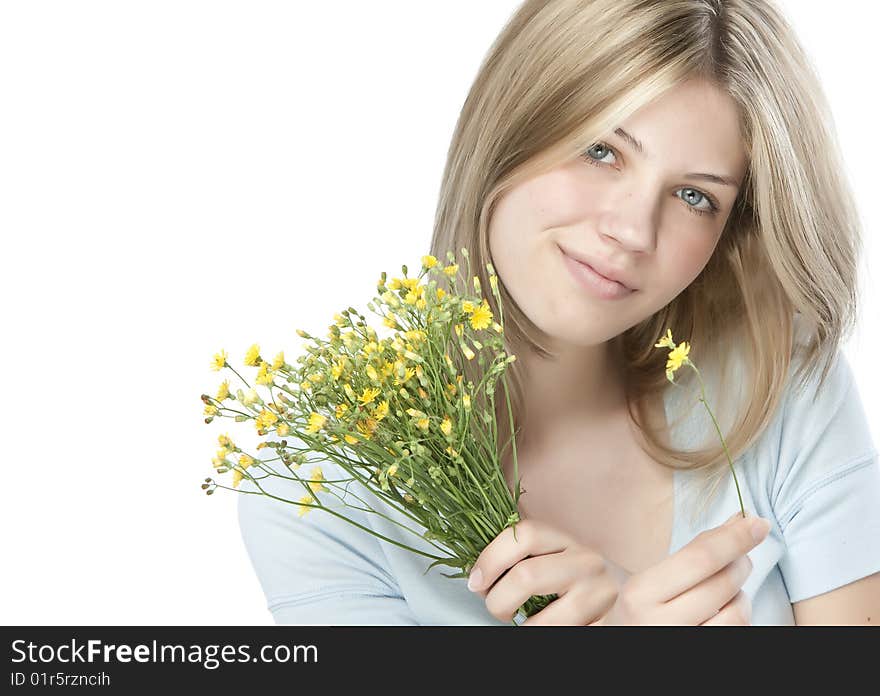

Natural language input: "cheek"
[660,235,719,293]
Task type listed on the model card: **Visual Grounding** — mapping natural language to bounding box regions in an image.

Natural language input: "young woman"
[238,0,879,625]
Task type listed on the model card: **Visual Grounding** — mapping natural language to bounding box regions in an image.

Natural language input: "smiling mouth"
[560,248,635,300]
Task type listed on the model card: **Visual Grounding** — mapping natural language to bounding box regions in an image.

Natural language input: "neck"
[514,339,627,449]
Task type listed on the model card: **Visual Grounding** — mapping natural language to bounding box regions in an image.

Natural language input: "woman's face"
[488,78,749,349]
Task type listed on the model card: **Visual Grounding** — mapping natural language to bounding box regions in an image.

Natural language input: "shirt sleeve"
[236,437,419,625]
[772,348,880,604]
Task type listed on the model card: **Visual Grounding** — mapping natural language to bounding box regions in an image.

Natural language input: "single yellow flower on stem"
[654,328,745,518]
[305,412,327,433]
[211,349,228,372]
[297,493,315,517]
[469,301,493,331]
[244,344,261,367]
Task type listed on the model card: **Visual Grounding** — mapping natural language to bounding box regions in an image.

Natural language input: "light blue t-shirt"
[237,339,880,625]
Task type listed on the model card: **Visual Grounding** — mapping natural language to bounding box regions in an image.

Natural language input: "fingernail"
[749,517,770,542]
[724,512,743,526]
[467,567,483,592]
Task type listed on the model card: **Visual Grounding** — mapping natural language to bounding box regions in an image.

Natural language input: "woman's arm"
[237,456,419,626]
[792,572,880,626]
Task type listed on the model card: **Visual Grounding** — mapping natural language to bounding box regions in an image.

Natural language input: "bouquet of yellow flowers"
[201,247,747,626]
[201,249,557,624]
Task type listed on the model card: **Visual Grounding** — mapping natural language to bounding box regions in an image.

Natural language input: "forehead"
[618,79,749,179]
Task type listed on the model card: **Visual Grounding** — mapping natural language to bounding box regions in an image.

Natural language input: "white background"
[1,1,876,625]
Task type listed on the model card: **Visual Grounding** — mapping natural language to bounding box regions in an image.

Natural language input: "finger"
[468,519,572,594]
[699,589,752,626]
[632,512,769,604]
[482,548,604,621]
[664,554,753,624]
[520,578,618,626]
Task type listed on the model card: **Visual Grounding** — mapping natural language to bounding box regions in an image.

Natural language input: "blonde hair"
[428,0,865,527]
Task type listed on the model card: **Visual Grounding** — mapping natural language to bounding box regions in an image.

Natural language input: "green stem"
[239,473,448,562]
[687,361,746,518]
[226,363,252,390]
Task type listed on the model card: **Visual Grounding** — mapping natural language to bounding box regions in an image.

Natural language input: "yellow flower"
[272,351,285,370]
[218,433,234,449]
[469,301,493,330]
[443,264,459,277]
[211,349,228,371]
[387,278,403,290]
[387,464,399,477]
[343,383,357,401]
[462,300,475,313]
[232,468,244,488]
[422,254,438,268]
[374,400,389,421]
[255,362,274,386]
[461,345,475,361]
[244,343,261,366]
[239,454,254,469]
[297,493,315,517]
[356,418,378,439]
[204,403,218,416]
[383,315,399,329]
[394,367,415,386]
[308,466,326,493]
[330,359,346,380]
[241,388,259,405]
[276,422,290,436]
[305,412,327,433]
[462,394,471,410]
[440,415,452,436]
[655,329,690,381]
[344,434,360,445]
[255,408,279,431]
[358,387,381,405]
[366,364,379,382]
[665,340,691,380]
[215,380,230,401]
[416,418,430,432]
[654,328,675,349]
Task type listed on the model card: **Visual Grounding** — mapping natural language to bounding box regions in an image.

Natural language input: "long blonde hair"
[428,0,865,526]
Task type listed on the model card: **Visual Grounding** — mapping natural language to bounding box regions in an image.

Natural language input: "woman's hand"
[598,511,770,626]
[467,518,618,625]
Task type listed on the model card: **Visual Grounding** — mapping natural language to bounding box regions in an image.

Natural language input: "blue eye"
[581,142,721,217]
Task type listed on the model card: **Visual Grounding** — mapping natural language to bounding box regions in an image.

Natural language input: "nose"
[596,193,658,255]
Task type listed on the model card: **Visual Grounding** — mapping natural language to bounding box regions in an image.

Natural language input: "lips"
[558,245,637,291]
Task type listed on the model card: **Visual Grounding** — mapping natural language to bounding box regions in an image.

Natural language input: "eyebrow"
[613,127,740,188]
